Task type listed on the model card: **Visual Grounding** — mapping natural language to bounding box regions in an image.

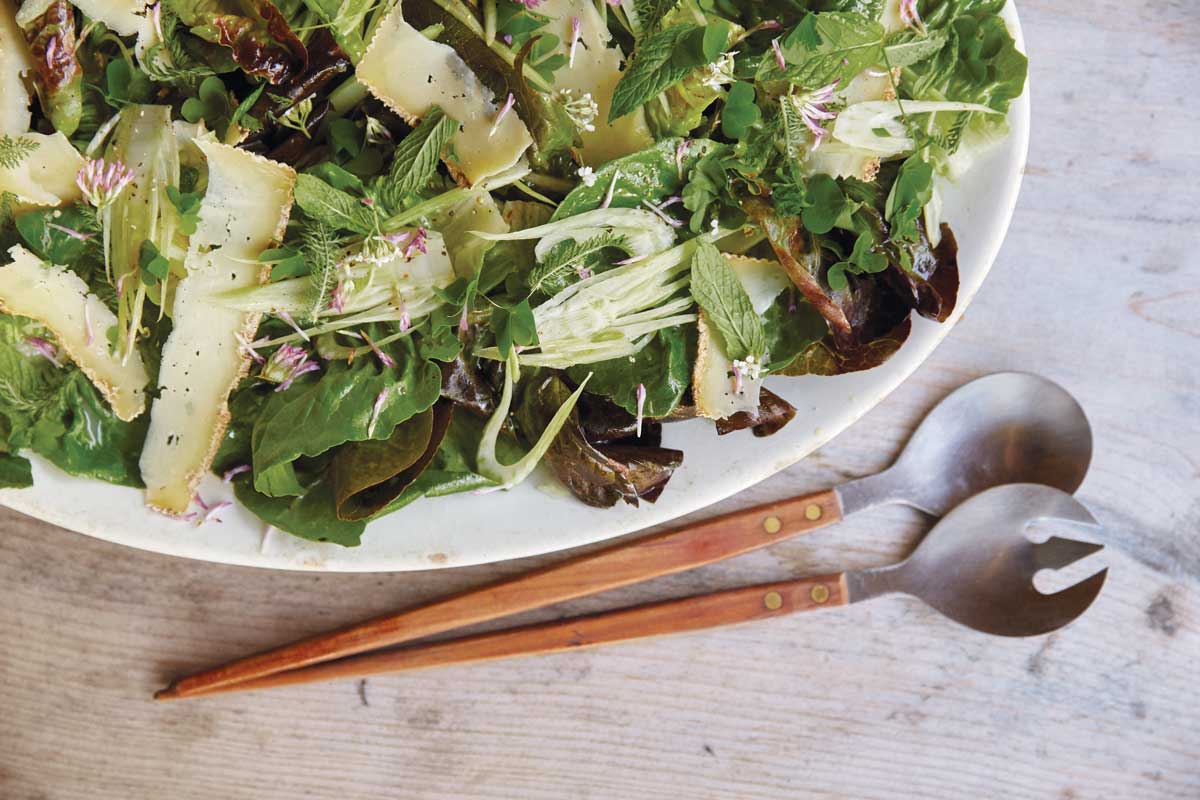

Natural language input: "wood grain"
[2,0,1199,797]
[181,574,850,697]
[161,488,842,698]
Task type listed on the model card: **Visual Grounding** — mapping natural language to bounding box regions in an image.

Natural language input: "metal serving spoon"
[180,484,1108,696]
[834,371,1092,517]
[159,372,1095,700]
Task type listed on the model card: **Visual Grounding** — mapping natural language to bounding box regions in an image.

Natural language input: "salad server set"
[157,372,1106,700]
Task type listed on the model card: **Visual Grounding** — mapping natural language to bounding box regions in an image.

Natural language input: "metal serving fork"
[187,484,1107,695]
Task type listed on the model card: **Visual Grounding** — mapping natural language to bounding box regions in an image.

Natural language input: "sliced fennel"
[476,350,591,491]
[69,0,148,37]
[0,132,85,211]
[476,238,706,369]
[0,0,32,135]
[805,72,891,181]
[693,256,790,420]
[0,246,149,420]
[357,0,532,185]
[105,105,182,357]
[832,100,999,157]
[140,141,296,514]
[533,0,653,166]
[217,230,457,343]
[470,207,676,264]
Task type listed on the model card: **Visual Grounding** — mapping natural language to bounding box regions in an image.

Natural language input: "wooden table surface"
[3,1,1198,797]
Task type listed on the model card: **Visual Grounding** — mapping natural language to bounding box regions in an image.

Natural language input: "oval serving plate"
[0,5,1029,572]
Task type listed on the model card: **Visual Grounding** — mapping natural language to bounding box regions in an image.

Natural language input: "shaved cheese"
[139,142,296,514]
[0,0,31,135]
[436,191,508,279]
[357,1,532,185]
[0,246,149,420]
[535,0,654,166]
[0,132,85,212]
[70,0,148,37]
[693,256,790,420]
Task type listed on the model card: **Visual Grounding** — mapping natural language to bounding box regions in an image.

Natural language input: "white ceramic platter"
[0,6,1028,571]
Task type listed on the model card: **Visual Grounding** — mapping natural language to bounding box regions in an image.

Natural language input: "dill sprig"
[0,135,39,170]
[301,219,343,320]
[529,231,630,296]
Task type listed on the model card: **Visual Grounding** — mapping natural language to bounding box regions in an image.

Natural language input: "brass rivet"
[810,584,831,604]
[763,516,782,534]
[763,591,783,610]
[804,504,823,521]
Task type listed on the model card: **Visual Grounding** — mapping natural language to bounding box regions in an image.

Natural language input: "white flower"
[701,51,738,91]
[557,88,598,134]
[577,165,597,187]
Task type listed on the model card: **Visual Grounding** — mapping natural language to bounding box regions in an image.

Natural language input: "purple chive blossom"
[512,0,542,6]
[771,38,786,71]
[116,273,128,296]
[368,388,389,437]
[235,332,265,364]
[76,158,135,209]
[261,344,320,391]
[569,16,581,67]
[613,253,647,266]
[330,281,347,314]
[46,222,92,241]
[731,361,744,395]
[360,330,396,368]
[458,303,470,333]
[574,264,593,280]
[192,496,231,526]
[83,302,93,346]
[397,298,411,332]
[222,464,251,483]
[675,140,688,180]
[24,336,62,367]
[899,0,926,33]
[361,197,375,207]
[600,168,621,209]
[489,93,516,138]
[795,81,840,150]
[635,383,646,437]
[45,35,58,70]
[276,309,310,341]
[150,2,163,39]
[606,0,619,5]
[404,227,428,258]
[502,33,513,45]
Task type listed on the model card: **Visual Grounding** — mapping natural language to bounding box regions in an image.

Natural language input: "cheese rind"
[139,142,296,514]
[356,1,532,185]
[0,246,150,421]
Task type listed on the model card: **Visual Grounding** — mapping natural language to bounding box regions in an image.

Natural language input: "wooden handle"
[194,574,851,696]
[158,488,843,699]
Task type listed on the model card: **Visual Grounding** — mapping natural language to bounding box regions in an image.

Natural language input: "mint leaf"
[633,0,678,35]
[609,24,704,122]
[294,173,377,235]
[377,106,458,212]
[690,241,765,362]
[762,12,885,88]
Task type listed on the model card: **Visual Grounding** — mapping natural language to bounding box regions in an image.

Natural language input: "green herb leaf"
[166,185,203,236]
[632,0,678,35]
[489,298,539,360]
[689,241,765,362]
[0,135,38,170]
[883,30,947,69]
[567,326,691,417]
[300,219,342,319]
[721,81,761,140]
[884,154,933,242]
[529,231,630,296]
[609,23,704,122]
[293,173,378,235]
[762,12,885,88]
[377,106,458,212]
[138,240,170,286]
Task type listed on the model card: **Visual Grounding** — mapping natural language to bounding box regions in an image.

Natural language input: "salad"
[0,0,1026,546]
